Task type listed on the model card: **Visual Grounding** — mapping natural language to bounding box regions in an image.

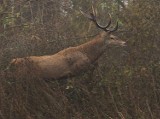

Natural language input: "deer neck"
[77,31,108,62]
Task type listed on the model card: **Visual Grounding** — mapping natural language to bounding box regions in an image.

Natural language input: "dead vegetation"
[0,0,160,119]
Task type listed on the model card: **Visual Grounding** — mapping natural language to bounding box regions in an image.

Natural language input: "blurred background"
[0,0,160,119]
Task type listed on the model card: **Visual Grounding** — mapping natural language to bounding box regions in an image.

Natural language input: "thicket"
[0,0,160,119]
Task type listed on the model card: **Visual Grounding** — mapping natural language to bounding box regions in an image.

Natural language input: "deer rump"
[10,47,91,80]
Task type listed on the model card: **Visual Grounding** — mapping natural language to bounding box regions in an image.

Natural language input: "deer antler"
[80,7,118,33]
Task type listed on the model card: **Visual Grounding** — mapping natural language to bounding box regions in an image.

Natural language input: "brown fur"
[9,31,125,79]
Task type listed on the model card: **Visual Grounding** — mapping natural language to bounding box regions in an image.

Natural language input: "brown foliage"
[0,0,160,119]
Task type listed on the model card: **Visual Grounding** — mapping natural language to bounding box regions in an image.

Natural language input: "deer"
[8,9,126,80]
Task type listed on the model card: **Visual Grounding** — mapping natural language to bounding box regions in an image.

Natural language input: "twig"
[108,86,125,119]
[146,99,154,119]
[0,110,5,119]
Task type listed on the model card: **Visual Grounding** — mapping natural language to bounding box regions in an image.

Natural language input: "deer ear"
[110,35,114,39]
[110,34,116,39]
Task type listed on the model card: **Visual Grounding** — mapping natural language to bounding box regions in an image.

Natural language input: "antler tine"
[80,7,118,32]
[91,5,96,16]
[91,13,112,30]
[91,5,112,29]
[79,9,94,21]
[106,21,119,33]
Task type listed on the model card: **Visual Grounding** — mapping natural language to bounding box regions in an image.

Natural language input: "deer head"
[80,8,126,47]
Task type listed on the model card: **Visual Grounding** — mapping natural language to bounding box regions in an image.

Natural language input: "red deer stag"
[9,9,126,80]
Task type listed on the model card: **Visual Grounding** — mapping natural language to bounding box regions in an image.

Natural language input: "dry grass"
[0,61,160,119]
[0,0,160,118]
